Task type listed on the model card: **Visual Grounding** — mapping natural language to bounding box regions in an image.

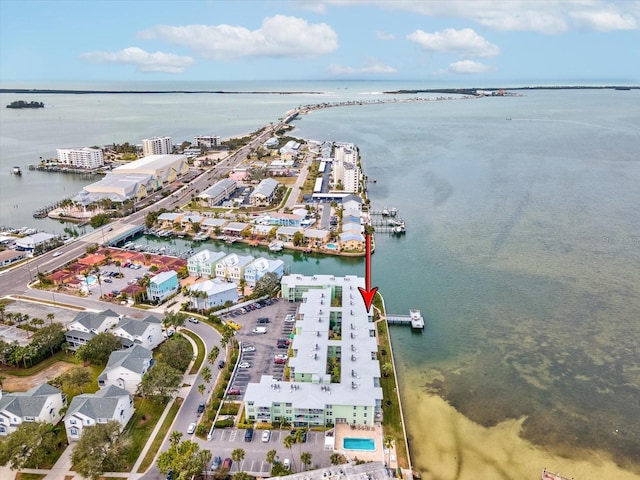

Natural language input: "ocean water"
[1,82,639,478]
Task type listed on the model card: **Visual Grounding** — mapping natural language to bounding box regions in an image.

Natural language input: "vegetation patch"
[137,399,181,472]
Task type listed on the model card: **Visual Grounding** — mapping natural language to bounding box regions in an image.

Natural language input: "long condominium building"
[142,136,173,157]
[57,148,104,169]
[244,274,383,428]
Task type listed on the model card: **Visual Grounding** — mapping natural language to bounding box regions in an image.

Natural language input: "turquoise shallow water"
[1,83,639,474]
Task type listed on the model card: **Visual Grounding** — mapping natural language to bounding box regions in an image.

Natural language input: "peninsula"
[6,100,45,109]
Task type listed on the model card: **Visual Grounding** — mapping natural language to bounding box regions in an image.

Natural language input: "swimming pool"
[84,275,97,286]
[343,437,375,451]
[326,243,338,250]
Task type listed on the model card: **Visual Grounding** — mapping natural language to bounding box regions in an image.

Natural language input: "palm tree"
[46,313,55,325]
[169,430,183,447]
[0,303,5,323]
[383,435,395,467]
[300,451,312,471]
[201,366,212,384]
[208,346,220,365]
[231,448,245,472]
[198,383,206,397]
[283,435,296,472]
[293,428,306,461]
[330,453,343,465]
[381,362,393,377]
[265,449,277,467]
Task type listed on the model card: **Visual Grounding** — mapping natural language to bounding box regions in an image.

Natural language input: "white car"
[284,314,296,323]
[252,326,267,334]
[283,458,291,470]
[187,422,196,434]
[242,345,256,352]
[261,430,271,442]
[238,361,251,369]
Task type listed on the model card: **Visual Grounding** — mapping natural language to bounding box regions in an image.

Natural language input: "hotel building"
[57,147,104,169]
[142,136,173,157]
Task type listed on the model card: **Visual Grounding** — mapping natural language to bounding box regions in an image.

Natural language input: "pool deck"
[334,423,396,467]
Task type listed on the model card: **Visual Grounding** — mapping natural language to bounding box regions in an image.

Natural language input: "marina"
[386,309,425,329]
[369,206,406,234]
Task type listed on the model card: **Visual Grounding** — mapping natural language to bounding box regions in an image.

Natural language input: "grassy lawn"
[120,397,167,471]
[0,350,76,377]
[137,399,181,472]
[374,293,410,469]
[16,474,46,480]
[181,329,205,374]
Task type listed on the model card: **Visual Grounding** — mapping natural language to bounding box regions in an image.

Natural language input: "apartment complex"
[142,136,173,157]
[244,275,383,427]
[194,135,221,149]
[57,147,104,169]
[332,144,361,193]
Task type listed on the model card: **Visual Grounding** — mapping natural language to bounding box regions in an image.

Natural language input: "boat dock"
[386,309,424,329]
[369,206,406,234]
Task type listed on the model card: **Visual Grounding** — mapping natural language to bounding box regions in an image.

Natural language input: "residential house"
[276,226,301,243]
[215,253,254,283]
[146,270,179,303]
[64,385,134,441]
[303,228,330,247]
[0,384,66,436]
[244,257,285,287]
[201,218,228,234]
[339,231,365,251]
[222,222,250,237]
[157,212,182,229]
[187,249,227,278]
[198,179,237,207]
[342,194,363,216]
[187,278,238,310]
[249,178,280,207]
[97,345,153,393]
[112,315,163,350]
[65,309,120,350]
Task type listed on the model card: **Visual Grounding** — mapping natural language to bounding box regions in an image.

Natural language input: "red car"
[274,357,287,364]
[227,387,241,395]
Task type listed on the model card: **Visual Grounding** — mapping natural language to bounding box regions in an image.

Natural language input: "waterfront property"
[56,147,104,169]
[0,249,28,267]
[0,384,66,436]
[244,274,383,427]
[142,136,173,157]
[244,257,285,286]
[187,248,227,278]
[186,277,238,309]
[146,270,179,303]
[64,385,134,441]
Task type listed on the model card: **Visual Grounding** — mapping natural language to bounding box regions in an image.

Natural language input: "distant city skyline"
[1,0,639,85]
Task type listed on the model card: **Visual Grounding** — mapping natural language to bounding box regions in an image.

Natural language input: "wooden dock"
[386,309,424,329]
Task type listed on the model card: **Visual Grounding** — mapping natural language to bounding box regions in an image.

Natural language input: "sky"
[1,0,639,85]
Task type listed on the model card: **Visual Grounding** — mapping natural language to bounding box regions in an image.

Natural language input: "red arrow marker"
[358,233,378,312]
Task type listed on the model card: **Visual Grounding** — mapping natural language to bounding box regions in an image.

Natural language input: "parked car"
[188,317,199,324]
[274,357,287,365]
[222,458,233,470]
[218,360,226,369]
[257,317,269,324]
[187,422,196,434]
[103,278,112,283]
[242,345,256,352]
[197,403,205,413]
[285,314,296,323]
[283,458,291,470]
[211,456,222,469]
[166,470,174,480]
[244,428,254,442]
[238,361,251,369]
[227,387,241,395]
[226,320,241,330]
[252,326,267,334]
[261,430,271,442]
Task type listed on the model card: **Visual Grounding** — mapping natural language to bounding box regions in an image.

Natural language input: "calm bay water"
[1,82,639,478]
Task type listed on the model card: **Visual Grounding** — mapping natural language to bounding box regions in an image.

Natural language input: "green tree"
[0,422,59,469]
[383,435,395,468]
[55,366,92,393]
[283,435,296,472]
[157,335,192,372]
[300,451,312,471]
[157,439,211,480]
[330,453,344,465]
[76,332,121,365]
[198,383,206,397]
[233,472,252,480]
[207,346,220,365]
[89,213,110,229]
[169,430,183,447]
[265,448,277,466]
[30,322,65,357]
[163,310,186,329]
[231,447,245,472]
[71,421,129,480]
[381,362,393,377]
[201,365,212,384]
[137,363,182,403]
[292,231,304,247]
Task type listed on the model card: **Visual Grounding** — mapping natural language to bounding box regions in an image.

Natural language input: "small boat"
[12,166,22,175]
[269,241,284,252]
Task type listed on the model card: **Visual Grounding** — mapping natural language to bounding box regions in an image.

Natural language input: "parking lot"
[93,262,150,300]
[220,298,300,396]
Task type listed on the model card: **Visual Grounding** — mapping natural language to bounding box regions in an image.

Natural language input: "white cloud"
[80,47,194,73]
[138,15,338,60]
[376,30,395,41]
[447,60,493,74]
[290,0,328,14]
[328,60,397,75]
[407,28,500,57]
[570,9,638,31]
[318,0,640,34]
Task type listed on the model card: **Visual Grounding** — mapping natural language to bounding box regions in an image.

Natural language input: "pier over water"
[386,310,425,329]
